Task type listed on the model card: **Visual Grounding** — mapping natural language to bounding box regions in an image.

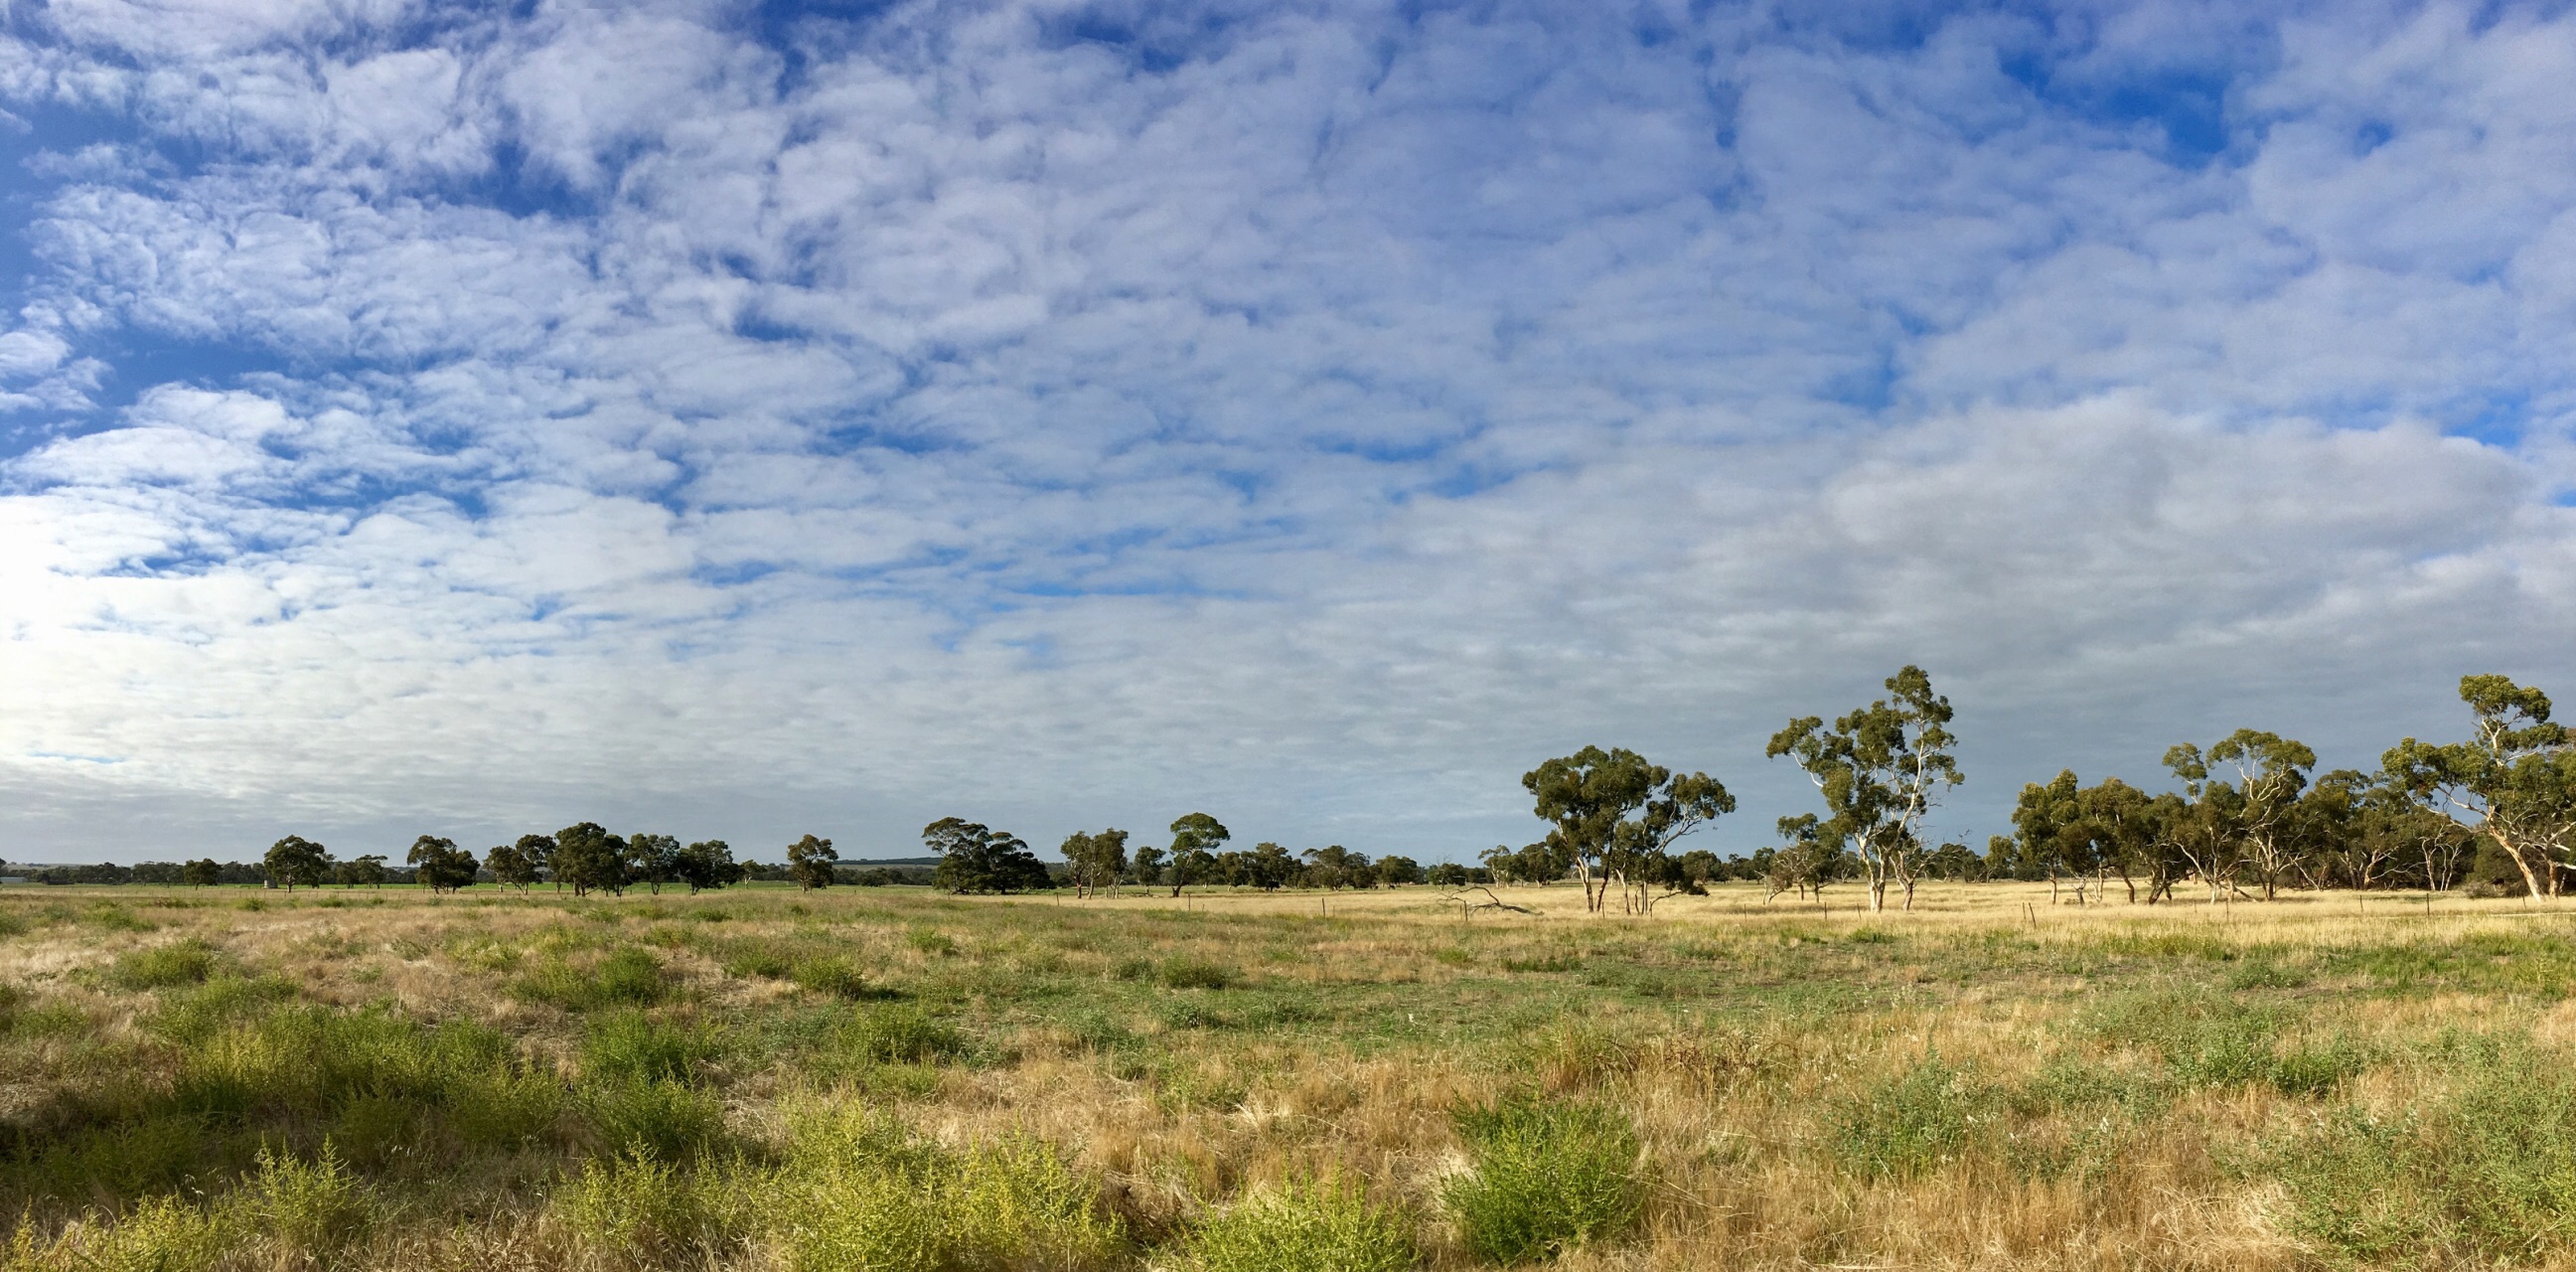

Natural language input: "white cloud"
[2,1,2575,862]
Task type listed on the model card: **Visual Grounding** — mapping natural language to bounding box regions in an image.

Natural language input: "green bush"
[791,955,872,1000]
[582,1010,721,1085]
[2276,1038,2576,1266]
[1831,1054,1995,1181]
[558,1150,725,1261]
[1444,1097,1641,1263]
[246,1141,369,1254]
[1183,1175,1415,1272]
[519,947,670,1011]
[4,1193,234,1270]
[721,941,793,980]
[760,1105,1123,1272]
[585,1079,728,1163]
[838,1005,967,1065]
[2085,989,2367,1096]
[1158,956,1236,990]
[906,928,958,956]
[105,940,220,991]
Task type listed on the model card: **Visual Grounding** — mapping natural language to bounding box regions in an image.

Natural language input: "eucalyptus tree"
[2207,729,2316,899]
[485,841,541,893]
[1241,841,1297,890]
[553,823,630,896]
[339,855,388,888]
[1525,745,1734,915]
[2386,675,2576,899]
[676,840,743,892]
[1761,814,1845,902]
[407,836,480,893]
[263,835,333,892]
[2012,770,2089,904]
[513,833,559,893]
[626,834,683,894]
[1166,813,1230,896]
[1129,842,1168,890]
[1061,829,1130,897]
[924,819,1048,893]
[785,834,837,891]
[1767,666,1962,913]
[182,859,222,887]
[2163,745,2253,902]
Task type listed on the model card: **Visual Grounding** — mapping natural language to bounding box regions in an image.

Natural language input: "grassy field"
[5,879,2576,1270]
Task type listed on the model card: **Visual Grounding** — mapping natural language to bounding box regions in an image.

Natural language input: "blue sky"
[3,0,2575,865]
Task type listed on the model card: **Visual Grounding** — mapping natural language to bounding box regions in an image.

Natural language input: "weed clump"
[519,947,670,1011]
[1158,956,1235,991]
[582,1010,720,1085]
[791,955,871,1000]
[104,940,220,991]
[1832,1054,1995,1180]
[2275,1037,2576,1266]
[1183,1175,1414,1272]
[1444,1096,1641,1263]
[760,1105,1121,1271]
[838,1005,967,1065]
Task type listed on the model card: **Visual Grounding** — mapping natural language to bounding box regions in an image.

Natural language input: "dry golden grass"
[6,879,2576,1269]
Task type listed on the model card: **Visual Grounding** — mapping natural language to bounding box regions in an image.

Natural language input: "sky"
[3,0,2575,867]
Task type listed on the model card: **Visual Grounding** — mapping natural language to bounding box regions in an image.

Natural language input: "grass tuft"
[1182,1175,1414,1272]
[104,940,220,991]
[1445,1096,1641,1264]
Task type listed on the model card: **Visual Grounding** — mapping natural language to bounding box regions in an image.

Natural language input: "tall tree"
[263,835,333,892]
[514,833,559,893]
[1130,842,1168,890]
[626,833,682,894]
[2386,675,2576,899]
[785,834,837,891]
[1061,829,1130,898]
[552,823,630,896]
[675,840,744,892]
[2207,729,2317,899]
[408,836,480,893]
[182,858,222,887]
[1241,841,1298,890]
[1166,813,1230,897]
[1767,666,1963,913]
[1524,746,1733,914]
[339,854,388,888]
[485,841,540,893]
[924,819,1049,893]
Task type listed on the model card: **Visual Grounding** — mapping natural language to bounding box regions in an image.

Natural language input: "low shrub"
[2275,1037,2576,1266]
[246,1141,369,1254]
[585,1080,728,1163]
[1158,956,1235,991]
[1183,1175,1414,1272]
[582,1010,721,1085]
[762,1106,1122,1272]
[791,955,872,1000]
[906,928,959,957]
[519,947,670,1011]
[1445,1096,1641,1263]
[838,1005,967,1065]
[1831,1054,1996,1181]
[105,939,220,991]
[558,1150,726,1262]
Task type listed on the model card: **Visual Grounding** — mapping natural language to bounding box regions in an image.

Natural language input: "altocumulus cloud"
[1,0,2573,861]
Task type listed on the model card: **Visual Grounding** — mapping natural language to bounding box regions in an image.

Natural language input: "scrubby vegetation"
[8,879,2576,1269]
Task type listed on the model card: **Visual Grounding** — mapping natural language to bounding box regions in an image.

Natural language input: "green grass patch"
[103,939,221,991]
[1183,1175,1414,1272]
[1444,1096,1641,1263]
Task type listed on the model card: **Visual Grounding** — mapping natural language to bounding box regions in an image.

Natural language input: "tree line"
[1514,669,2576,914]
[15,669,2565,910]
